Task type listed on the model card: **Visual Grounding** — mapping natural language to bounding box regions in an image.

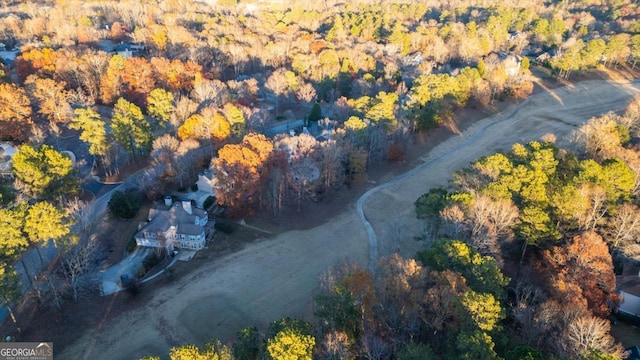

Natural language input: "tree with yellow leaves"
[267,329,315,360]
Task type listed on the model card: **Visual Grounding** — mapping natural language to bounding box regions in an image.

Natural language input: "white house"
[134,198,212,253]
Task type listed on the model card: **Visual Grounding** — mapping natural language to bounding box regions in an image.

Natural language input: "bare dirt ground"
[7,70,640,360]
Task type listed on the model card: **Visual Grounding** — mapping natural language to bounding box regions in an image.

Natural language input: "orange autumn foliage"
[15,48,57,81]
[542,231,619,317]
[0,83,33,141]
[213,133,273,212]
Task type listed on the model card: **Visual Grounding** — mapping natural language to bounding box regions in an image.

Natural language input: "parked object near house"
[134,197,213,254]
[616,264,640,321]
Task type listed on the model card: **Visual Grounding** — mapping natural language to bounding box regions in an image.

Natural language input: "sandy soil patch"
[55,79,639,360]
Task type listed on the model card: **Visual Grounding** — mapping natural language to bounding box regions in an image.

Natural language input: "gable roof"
[138,201,206,239]
[618,264,640,296]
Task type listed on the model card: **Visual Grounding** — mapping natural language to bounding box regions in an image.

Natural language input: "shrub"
[108,189,141,219]
[308,102,322,122]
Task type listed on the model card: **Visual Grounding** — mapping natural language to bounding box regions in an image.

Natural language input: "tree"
[563,316,623,359]
[223,103,245,138]
[416,239,509,298]
[234,326,262,360]
[366,91,399,130]
[607,203,640,259]
[266,68,290,116]
[206,109,231,143]
[308,102,322,123]
[573,114,625,161]
[25,76,71,134]
[0,207,28,259]
[631,34,640,69]
[64,237,98,302]
[178,114,210,141]
[121,57,155,107]
[108,189,141,219]
[460,291,505,332]
[415,188,449,221]
[111,98,152,158]
[344,116,368,148]
[12,144,77,200]
[213,133,273,212]
[150,58,201,93]
[314,283,361,341]
[70,108,109,165]
[24,201,70,308]
[15,48,56,81]
[0,262,21,333]
[24,201,70,248]
[0,83,33,141]
[267,329,315,360]
[396,344,436,360]
[147,88,174,129]
[151,134,180,187]
[455,329,500,360]
[604,33,630,67]
[169,344,209,360]
[100,54,125,105]
[542,231,618,317]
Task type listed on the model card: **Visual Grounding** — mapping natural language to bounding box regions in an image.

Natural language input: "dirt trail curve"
[58,80,640,360]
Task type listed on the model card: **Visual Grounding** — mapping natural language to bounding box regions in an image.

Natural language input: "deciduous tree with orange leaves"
[541,231,618,317]
[15,48,57,81]
[0,83,33,141]
[212,133,273,213]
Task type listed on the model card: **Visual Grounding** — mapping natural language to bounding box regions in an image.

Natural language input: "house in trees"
[134,197,213,254]
[616,264,640,322]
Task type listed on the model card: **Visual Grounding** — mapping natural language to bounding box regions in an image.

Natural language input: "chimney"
[164,195,172,207]
[181,200,192,215]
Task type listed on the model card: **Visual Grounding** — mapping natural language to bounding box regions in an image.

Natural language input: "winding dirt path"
[58,80,640,360]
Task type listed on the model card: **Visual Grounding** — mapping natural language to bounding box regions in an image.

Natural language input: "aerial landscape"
[0,0,639,359]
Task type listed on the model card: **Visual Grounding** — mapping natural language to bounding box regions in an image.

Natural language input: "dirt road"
[58,79,640,360]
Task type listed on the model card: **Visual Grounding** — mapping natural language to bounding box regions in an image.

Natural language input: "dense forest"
[0,0,638,358]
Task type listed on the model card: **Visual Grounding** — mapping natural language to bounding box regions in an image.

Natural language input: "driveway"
[100,247,154,296]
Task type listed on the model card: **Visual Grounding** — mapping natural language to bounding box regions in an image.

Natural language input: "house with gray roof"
[134,197,212,254]
[616,263,640,323]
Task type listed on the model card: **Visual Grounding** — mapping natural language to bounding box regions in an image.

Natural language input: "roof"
[617,264,640,317]
[179,224,204,236]
[149,202,206,222]
[617,264,640,296]
[138,219,172,234]
[137,201,206,239]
